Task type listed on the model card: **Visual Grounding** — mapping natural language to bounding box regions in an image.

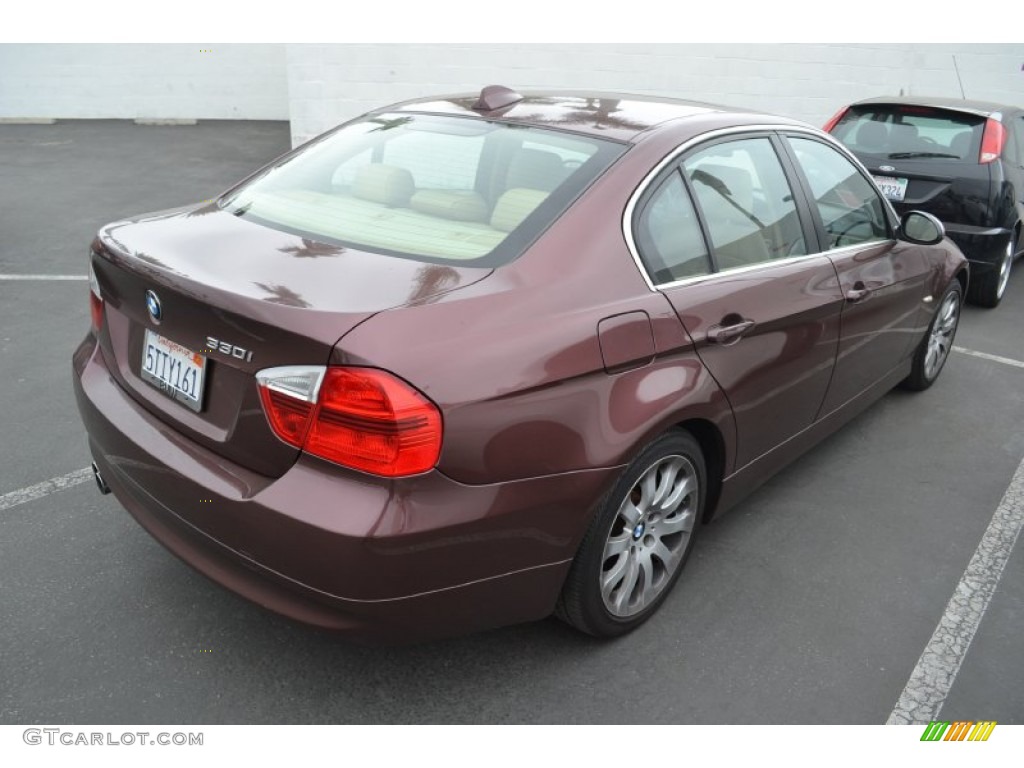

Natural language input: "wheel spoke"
[618,497,642,528]
[651,458,683,509]
[638,470,658,513]
[656,508,694,537]
[601,551,630,594]
[612,554,641,613]
[660,472,693,513]
[650,539,679,572]
[636,549,656,606]
[603,531,631,560]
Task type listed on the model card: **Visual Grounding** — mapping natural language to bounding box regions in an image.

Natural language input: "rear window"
[220,113,625,266]
[831,105,985,162]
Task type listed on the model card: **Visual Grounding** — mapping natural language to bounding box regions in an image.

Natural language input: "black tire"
[967,235,1014,308]
[901,280,962,391]
[556,430,706,638]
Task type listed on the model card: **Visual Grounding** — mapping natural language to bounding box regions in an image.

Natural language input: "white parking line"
[887,454,1024,724]
[0,468,93,512]
[953,346,1024,369]
[0,274,88,281]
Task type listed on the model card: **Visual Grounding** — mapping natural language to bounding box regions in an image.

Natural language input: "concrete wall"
[285,43,1024,146]
[0,44,289,120]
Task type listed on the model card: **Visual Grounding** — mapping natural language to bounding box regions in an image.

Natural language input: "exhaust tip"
[91,462,111,495]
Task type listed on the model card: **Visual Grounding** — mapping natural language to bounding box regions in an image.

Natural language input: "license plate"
[872,175,909,202]
[140,330,207,412]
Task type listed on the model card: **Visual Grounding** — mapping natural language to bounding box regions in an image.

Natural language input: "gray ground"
[0,120,1021,724]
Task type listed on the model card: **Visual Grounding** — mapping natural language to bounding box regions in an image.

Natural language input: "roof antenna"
[952,55,967,99]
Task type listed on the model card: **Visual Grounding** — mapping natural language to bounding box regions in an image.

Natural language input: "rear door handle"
[845,283,872,303]
[708,319,756,345]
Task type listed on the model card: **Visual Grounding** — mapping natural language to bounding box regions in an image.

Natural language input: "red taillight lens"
[88,260,104,332]
[257,366,442,477]
[979,118,1006,164]
[822,106,849,133]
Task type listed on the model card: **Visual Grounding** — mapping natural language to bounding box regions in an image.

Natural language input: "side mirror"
[899,211,945,246]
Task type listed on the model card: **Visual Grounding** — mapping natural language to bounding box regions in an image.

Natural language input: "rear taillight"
[257,366,442,477]
[88,259,104,332]
[822,106,849,133]
[979,118,1006,164]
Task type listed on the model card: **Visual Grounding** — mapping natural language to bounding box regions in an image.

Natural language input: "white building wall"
[285,43,1024,146]
[0,44,289,120]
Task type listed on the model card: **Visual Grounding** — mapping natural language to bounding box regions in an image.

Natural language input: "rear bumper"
[73,335,615,642]
[942,224,1013,272]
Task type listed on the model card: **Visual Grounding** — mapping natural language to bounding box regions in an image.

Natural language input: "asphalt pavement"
[1,120,1021,724]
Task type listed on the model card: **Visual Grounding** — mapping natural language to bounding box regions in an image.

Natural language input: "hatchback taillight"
[88,259,104,332]
[256,365,442,477]
[979,118,1006,164]
[822,106,849,133]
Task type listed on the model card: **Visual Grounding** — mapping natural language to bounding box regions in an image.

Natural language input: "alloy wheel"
[996,239,1013,300]
[600,454,699,618]
[924,290,960,381]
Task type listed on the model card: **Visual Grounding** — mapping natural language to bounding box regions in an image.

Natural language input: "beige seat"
[352,164,415,206]
[491,188,549,232]
[410,190,489,222]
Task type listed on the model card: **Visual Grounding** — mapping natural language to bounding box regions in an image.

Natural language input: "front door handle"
[708,318,756,345]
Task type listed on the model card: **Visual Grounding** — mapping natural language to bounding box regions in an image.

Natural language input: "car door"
[781,134,931,415]
[632,133,845,471]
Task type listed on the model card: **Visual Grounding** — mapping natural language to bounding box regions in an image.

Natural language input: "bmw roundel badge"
[145,290,162,323]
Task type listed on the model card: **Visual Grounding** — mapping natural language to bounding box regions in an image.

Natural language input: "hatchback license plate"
[140,330,207,412]
[872,175,909,202]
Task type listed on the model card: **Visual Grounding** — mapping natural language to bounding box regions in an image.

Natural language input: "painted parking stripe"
[0,274,88,281]
[953,346,1024,369]
[887,453,1024,724]
[0,468,93,512]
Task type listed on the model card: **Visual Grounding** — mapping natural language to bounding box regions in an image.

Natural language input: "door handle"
[708,319,756,345]
[845,285,872,303]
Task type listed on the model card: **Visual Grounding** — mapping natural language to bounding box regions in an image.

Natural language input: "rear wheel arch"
[676,418,725,522]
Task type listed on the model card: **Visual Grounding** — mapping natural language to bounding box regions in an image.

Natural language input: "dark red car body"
[73,91,967,642]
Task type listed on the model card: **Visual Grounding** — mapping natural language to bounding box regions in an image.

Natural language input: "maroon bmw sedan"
[73,88,967,642]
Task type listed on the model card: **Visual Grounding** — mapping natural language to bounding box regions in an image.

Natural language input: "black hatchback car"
[825,96,1023,307]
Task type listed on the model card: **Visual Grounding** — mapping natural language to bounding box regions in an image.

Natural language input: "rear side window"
[634,171,711,284]
[787,137,890,249]
[831,105,985,162]
[682,137,807,270]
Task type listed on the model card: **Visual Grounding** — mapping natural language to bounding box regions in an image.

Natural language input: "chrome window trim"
[622,124,895,292]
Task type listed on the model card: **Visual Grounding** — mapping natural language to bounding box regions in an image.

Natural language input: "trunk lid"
[92,203,491,477]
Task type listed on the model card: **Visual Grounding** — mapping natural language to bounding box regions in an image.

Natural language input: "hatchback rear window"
[831,105,985,162]
[220,113,625,267]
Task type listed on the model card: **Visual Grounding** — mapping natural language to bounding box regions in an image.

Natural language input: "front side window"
[787,137,890,250]
[221,114,624,266]
[682,137,807,270]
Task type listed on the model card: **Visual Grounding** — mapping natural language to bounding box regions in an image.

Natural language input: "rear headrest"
[490,188,549,233]
[506,149,564,192]
[410,190,489,222]
[855,121,889,151]
[352,164,415,206]
[949,131,972,159]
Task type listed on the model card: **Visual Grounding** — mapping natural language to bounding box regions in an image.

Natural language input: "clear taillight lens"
[256,366,442,477]
[88,258,104,332]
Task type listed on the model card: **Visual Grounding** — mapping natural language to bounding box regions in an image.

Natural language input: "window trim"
[622,124,900,292]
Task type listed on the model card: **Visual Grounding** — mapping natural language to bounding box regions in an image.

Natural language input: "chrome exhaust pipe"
[91,462,111,495]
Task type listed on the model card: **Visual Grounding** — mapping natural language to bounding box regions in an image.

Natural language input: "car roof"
[376,89,803,143]
[850,95,1021,119]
